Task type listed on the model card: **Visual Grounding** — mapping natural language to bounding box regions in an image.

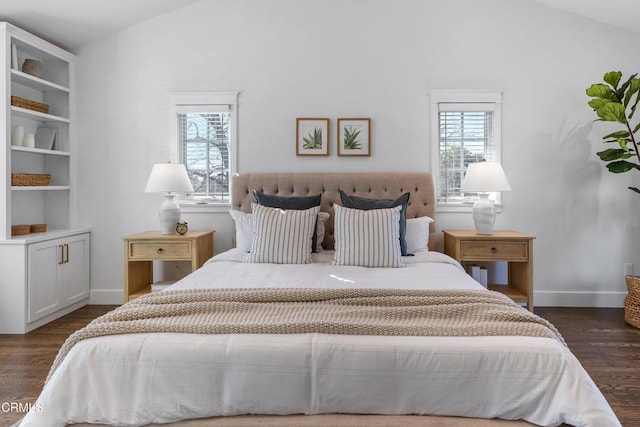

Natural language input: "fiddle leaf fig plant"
[587,71,640,193]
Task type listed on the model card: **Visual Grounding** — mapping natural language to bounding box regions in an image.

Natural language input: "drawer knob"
[491,247,497,253]
[157,248,164,254]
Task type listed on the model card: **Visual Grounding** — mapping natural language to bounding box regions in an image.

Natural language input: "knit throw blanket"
[47,288,564,383]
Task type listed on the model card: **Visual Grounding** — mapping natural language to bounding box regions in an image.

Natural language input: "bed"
[18,173,620,427]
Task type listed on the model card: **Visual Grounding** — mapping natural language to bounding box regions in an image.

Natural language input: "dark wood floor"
[0,306,638,426]
[536,307,640,426]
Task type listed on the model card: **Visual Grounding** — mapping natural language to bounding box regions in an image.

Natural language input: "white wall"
[75,0,640,305]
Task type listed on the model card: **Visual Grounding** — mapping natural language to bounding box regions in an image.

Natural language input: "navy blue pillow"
[339,190,410,256]
[252,190,322,252]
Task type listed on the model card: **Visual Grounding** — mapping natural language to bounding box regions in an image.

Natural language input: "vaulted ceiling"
[529,0,638,35]
[0,0,638,52]
[0,0,201,51]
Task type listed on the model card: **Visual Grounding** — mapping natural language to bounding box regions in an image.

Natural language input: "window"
[170,92,238,205]
[430,91,502,209]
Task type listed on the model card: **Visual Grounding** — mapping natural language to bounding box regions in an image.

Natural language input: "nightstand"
[443,230,535,311]
[123,230,214,302]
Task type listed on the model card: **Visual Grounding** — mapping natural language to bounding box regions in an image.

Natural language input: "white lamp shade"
[461,162,511,193]
[144,163,194,193]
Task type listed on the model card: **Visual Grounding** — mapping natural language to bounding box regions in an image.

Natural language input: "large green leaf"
[633,122,640,134]
[603,130,630,139]
[589,98,611,111]
[630,84,640,119]
[597,148,628,161]
[586,84,614,99]
[606,160,639,173]
[616,73,637,100]
[604,71,622,89]
[596,102,627,123]
[623,77,640,106]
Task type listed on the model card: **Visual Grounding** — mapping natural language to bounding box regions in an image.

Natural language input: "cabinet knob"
[491,247,498,254]
[157,248,164,254]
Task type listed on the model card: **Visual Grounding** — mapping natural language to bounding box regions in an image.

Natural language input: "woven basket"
[30,224,47,233]
[11,225,30,236]
[11,173,51,186]
[10,96,49,114]
[624,276,640,328]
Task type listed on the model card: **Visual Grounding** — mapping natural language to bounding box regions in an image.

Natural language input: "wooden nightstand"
[123,230,214,302]
[443,230,535,311]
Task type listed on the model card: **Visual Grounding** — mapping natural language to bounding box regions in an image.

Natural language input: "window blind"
[178,109,231,202]
[438,104,497,202]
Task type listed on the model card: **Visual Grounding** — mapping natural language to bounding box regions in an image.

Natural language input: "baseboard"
[89,289,123,305]
[534,291,626,308]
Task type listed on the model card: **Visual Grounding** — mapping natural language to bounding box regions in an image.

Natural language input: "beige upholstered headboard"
[231,173,437,251]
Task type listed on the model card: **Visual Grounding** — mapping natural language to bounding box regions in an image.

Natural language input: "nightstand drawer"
[460,241,528,261]
[128,241,192,259]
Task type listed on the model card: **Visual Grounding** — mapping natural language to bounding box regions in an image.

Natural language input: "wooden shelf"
[128,286,152,301]
[488,284,528,305]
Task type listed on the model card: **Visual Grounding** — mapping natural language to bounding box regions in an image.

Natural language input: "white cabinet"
[28,233,90,323]
[0,23,90,334]
[0,230,91,333]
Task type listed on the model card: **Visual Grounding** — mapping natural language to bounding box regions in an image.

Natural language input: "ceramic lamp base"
[159,193,180,235]
[472,193,496,235]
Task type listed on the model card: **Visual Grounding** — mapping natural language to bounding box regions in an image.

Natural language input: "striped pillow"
[332,204,405,268]
[245,203,320,264]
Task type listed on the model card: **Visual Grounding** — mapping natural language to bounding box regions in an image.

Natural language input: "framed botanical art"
[337,118,370,156]
[296,118,330,156]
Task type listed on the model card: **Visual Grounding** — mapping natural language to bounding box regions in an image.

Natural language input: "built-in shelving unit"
[0,22,90,333]
[2,22,75,238]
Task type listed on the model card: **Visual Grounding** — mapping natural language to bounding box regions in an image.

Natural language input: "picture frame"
[337,118,370,156]
[35,127,57,150]
[296,118,330,156]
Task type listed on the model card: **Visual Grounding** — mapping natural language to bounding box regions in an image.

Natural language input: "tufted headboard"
[231,173,437,251]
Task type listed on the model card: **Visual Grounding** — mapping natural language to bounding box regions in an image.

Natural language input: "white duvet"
[19,250,621,427]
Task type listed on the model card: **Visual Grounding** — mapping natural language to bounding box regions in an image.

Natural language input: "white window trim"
[169,91,239,208]
[429,90,503,213]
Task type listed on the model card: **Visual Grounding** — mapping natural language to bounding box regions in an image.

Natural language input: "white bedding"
[19,250,621,427]
[169,249,482,291]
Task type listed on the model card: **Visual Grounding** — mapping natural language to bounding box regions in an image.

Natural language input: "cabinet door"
[28,240,63,323]
[62,233,90,305]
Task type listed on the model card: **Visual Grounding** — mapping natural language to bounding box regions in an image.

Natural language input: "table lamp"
[144,163,194,234]
[461,162,511,235]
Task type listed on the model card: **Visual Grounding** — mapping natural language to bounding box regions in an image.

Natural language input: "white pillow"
[245,204,320,264]
[229,209,253,252]
[229,209,330,253]
[405,216,434,254]
[332,204,404,268]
